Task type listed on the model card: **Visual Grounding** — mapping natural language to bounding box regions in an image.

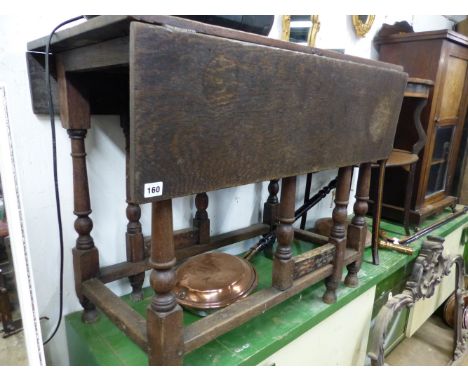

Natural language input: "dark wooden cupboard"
[375,30,468,225]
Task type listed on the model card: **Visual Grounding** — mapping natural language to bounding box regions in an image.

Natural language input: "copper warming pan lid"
[174,252,258,310]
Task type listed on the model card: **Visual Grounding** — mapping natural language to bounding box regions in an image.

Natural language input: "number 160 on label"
[144,181,163,198]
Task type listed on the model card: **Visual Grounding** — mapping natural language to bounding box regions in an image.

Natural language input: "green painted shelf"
[66,209,468,366]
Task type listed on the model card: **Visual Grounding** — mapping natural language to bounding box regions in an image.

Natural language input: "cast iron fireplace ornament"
[368,236,467,365]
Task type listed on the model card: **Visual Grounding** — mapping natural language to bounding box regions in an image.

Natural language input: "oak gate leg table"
[26,16,408,365]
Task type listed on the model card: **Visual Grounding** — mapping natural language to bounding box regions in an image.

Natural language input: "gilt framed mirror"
[352,15,375,37]
[282,15,320,47]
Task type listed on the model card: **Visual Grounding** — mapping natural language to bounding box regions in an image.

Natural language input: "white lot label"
[144,181,163,198]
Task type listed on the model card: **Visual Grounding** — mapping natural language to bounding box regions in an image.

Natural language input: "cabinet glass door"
[426,125,455,197]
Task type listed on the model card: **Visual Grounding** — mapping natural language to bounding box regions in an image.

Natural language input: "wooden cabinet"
[376,30,468,225]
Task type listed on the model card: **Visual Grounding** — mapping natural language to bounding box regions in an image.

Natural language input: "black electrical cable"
[43,15,85,345]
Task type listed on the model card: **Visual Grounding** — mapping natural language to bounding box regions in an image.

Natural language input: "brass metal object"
[352,15,376,38]
[281,15,291,41]
[378,207,467,254]
[174,252,258,310]
[378,239,414,255]
[242,232,275,261]
[379,229,408,244]
[309,16,320,47]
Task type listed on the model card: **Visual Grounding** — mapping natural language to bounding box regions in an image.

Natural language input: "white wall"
[0,14,455,365]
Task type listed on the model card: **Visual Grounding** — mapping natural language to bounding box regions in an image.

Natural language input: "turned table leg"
[68,129,100,323]
[272,176,296,291]
[323,167,353,304]
[122,116,145,301]
[262,179,280,259]
[57,58,100,323]
[193,192,210,244]
[263,179,280,228]
[126,203,145,300]
[345,163,371,287]
[403,163,416,235]
[147,200,184,365]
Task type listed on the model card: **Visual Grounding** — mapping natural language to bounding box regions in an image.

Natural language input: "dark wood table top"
[26,15,409,204]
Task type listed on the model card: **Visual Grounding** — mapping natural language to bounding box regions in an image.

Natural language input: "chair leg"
[371,160,386,266]
[403,163,416,236]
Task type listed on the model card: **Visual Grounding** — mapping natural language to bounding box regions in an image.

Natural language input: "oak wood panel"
[438,56,467,119]
[27,50,129,115]
[58,37,129,72]
[441,45,468,203]
[375,29,468,48]
[377,40,443,83]
[26,52,59,114]
[129,22,407,203]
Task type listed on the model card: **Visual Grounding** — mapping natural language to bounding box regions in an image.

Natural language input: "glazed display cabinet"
[375,30,468,225]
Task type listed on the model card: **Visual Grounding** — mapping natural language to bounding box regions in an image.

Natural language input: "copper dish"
[442,276,468,329]
[442,294,468,329]
[174,252,258,311]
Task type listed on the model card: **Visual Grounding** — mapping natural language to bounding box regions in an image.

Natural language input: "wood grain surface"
[129,22,407,203]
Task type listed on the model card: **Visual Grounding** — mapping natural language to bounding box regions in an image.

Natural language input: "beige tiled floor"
[0,330,28,365]
[386,315,468,366]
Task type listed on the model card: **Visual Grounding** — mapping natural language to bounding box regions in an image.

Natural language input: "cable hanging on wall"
[43,15,85,346]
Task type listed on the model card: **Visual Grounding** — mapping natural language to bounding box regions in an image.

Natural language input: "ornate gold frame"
[282,15,320,47]
[351,15,375,37]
